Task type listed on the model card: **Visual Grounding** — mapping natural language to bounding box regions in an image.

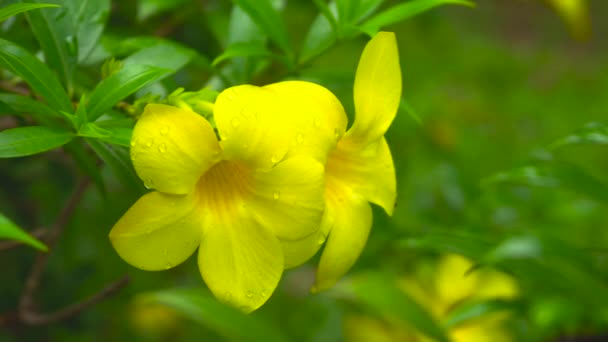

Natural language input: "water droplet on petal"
[145,138,154,148]
[270,155,279,164]
[261,289,268,297]
[313,117,321,128]
[273,191,280,200]
[158,143,167,153]
[296,133,304,144]
[144,178,154,189]
[246,291,253,298]
[334,128,341,140]
[160,126,169,136]
[130,138,138,147]
[317,232,327,245]
[231,117,240,127]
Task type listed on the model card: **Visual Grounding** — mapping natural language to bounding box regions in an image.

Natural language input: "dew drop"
[317,232,327,245]
[246,290,253,298]
[296,133,304,144]
[270,155,279,164]
[313,117,321,128]
[160,125,170,136]
[334,128,341,139]
[144,178,154,189]
[261,289,268,297]
[165,262,173,270]
[273,191,280,200]
[145,138,154,148]
[158,143,167,153]
[130,138,138,147]
[231,117,240,127]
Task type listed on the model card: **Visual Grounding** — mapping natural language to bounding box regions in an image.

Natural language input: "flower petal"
[214,85,293,170]
[350,31,401,143]
[248,156,326,241]
[313,187,373,292]
[198,210,283,313]
[109,191,202,271]
[131,104,220,194]
[263,81,348,163]
[327,136,396,215]
[281,207,333,269]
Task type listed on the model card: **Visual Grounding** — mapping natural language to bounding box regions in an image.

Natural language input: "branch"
[19,275,130,326]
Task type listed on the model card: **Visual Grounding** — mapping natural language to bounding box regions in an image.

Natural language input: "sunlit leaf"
[140,288,288,342]
[0,2,59,23]
[86,65,170,121]
[67,0,111,62]
[300,4,338,63]
[0,212,47,251]
[549,122,608,149]
[231,0,292,57]
[122,42,195,72]
[137,0,189,21]
[0,126,73,158]
[79,123,132,147]
[212,42,272,67]
[344,272,450,342]
[0,38,72,112]
[359,0,474,36]
[0,93,60,120]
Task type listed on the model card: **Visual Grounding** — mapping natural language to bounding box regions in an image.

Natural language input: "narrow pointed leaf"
[0,212,47,251]
[0,38,72,112]
[86,64,170,121]
[359,0,474,36]
[25,1,77,90]
[139,288,288,342]
[549,122,608,149]
[231,0,292,56]
[0,3,59,22]
[0,126,73,158]
[212,42,272,67]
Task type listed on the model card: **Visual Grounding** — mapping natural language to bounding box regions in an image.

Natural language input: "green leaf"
[86,64,170,121]
[67,0,111,62]
[24,0,77,91]
[0,126,73,158]
[137,0,189,21]
[344,272,450,342]
[549,121,608,150]
[79,123,132,147]
[444,299,519,328]
[0,2,59,22]
[85,138,144,194]
[0,38,72,112]
[359,0,474,36]
[312,0,338,32]
[398,228,497,259]
[231,0,292,56]
[122,42,194,72]
[482,161,608,203]
[0,212,47,251]
[64,140,106,196]
[212,42,272,67]
[0,93,60,119]
[140,288,288,342]
[299,5,338,63]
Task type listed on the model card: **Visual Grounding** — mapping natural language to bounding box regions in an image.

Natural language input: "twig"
[18,275,130,326]
[18,179,90,316]
[0,229,48,252]
[0,80,30,96]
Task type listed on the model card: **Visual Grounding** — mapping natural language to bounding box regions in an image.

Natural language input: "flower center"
[197,160,251,216]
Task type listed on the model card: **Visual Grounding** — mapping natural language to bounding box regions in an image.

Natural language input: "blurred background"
[1,0,608,341]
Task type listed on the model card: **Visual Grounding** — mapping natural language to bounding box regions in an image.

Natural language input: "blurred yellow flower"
[262,32,401,292]
[546,0,591,39]
[109,102,326,313]
[345,254,519,342]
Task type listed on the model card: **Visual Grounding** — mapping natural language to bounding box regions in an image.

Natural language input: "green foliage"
[1,0,607,340]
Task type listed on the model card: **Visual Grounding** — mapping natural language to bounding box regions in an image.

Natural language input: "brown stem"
[18,275,130,326]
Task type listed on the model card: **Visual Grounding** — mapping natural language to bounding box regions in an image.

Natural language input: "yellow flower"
[546,0,591,39]
[109,100,326,312]
[254,32,402,291]
[344,254,519,342]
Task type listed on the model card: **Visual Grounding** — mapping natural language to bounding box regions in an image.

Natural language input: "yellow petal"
[313,186,373,292]
[198,209,283,313]
[474,269,518,300]
[131,104,221,194]
[350,31,401,143]
[248,156,326,241]
[327,136,396,215]
[281,206,333,269]
[109,191,202,271]
[214,85,293,170]
[263,81,348,163]
[435,254,479,307]
[548,0,591,39]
